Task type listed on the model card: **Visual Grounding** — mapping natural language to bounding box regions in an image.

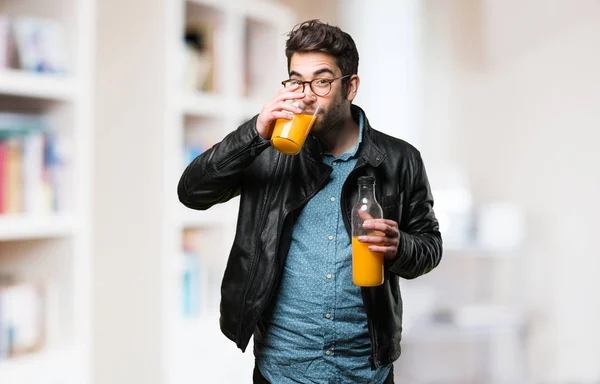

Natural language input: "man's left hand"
[359,219,400,260]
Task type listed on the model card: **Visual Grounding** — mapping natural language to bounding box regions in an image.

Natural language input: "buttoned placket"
[322,157,344,361]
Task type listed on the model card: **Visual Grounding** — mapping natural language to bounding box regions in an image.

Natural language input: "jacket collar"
[352,104,386,167]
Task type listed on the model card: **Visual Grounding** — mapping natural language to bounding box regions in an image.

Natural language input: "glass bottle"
[351,176,384,287]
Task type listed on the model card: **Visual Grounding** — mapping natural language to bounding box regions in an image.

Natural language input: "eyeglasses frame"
[281,74,352,97]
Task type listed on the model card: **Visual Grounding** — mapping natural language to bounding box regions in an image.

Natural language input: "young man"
[178,20,442,384]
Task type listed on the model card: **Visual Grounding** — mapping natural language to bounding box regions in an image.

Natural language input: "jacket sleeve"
[389,152,443,279]
[177,116,271,210]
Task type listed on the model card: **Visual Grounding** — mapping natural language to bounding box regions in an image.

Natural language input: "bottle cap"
[357,176,375,185]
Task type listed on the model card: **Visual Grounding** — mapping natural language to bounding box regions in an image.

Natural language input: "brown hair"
[285,20,359,93]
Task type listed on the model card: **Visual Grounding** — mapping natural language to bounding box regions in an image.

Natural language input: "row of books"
[0,14,68,73]
[0,277,46,359]
[0,113,65,215]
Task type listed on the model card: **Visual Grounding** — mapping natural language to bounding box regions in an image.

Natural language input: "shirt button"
[328,235,334,241]
[332,161,337,166]
[325,313,331,319]
[325,350,331,356]
[330,197,335,202]
[326,273,332,279]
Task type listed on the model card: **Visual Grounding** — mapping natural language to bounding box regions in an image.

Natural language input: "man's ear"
[346,75,360,102]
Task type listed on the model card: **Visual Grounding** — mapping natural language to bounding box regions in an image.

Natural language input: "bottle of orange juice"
[351,176,384,287]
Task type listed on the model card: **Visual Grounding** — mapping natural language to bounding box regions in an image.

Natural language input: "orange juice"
[352,237,384,287]
[271,113,317,155]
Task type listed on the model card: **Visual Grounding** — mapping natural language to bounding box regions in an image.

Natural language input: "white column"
[340,0,422,149]
[93,0,168,383]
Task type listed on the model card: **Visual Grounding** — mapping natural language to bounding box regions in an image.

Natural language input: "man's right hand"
[256,84,307,140]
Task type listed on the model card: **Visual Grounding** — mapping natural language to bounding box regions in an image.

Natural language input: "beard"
[310,96,347,136]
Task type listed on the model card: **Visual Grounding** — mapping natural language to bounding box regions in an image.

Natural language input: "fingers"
[366,245,398,260]
[357,233,395,246]
[275,84,307,102]
[357,209,374,221]
[256,86,305,138]
[256,85,317,138]
[358,219,400,260]
[362,219,399,237]
[273,100,303,115]
[265,85,315,117]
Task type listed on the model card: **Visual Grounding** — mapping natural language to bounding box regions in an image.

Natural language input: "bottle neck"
[357,183,376,201]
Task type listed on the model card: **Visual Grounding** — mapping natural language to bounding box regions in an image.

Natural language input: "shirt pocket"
[380,192,403,224]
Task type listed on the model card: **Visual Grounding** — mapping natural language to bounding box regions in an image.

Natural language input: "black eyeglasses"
[281,75,351,97]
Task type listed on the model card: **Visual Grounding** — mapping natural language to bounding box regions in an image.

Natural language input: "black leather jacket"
[178,105,442,368]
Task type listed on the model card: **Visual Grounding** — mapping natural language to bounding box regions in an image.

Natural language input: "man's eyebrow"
[289,68,336,78]
[313,68,335,77]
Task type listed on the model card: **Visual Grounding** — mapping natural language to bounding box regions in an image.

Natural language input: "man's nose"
[303,87,318,102]
[303,83,318,98]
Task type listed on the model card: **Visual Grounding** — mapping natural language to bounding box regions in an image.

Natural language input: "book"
[2,137,22,214]
[0,113,57,214]
[183,22,214,92]
[11,17,68,74]
[0,281,45,359]
[0,15,13,69]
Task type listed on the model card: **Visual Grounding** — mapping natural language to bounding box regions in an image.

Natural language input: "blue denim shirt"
[254,114,391,383]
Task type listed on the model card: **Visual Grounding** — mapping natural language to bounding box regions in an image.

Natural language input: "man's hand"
[256,84,307,139]
[358,210,400,260]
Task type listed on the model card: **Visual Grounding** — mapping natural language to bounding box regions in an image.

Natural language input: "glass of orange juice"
[271,101,320,155]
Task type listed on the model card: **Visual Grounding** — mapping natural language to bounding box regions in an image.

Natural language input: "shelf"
[0,347,74,384]
[181,93,263,122]
[0,214,77,241]
[180,92,230,117]
[178,202,238,228]
[0,70,77,101]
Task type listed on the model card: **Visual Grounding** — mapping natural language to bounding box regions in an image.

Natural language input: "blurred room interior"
[0,0,599,383]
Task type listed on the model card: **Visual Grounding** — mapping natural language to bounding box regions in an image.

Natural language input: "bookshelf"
[164,1,294,382]
[92,1,295,382]
[0,0,94,383]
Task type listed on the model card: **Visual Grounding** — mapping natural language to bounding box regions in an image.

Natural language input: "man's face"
[288,52,355,135]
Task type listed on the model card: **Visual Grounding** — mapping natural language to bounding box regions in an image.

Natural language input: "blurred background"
[0,0,598,383]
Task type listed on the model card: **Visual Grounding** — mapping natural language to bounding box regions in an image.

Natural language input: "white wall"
[93,0,168,383]
[339,0,600,382]
[422,0,600,382]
